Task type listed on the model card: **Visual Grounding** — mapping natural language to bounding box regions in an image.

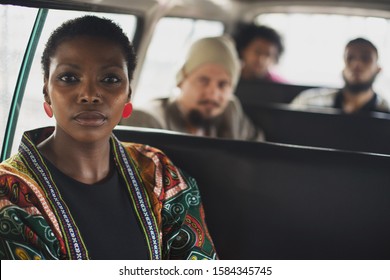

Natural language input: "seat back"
[244,104,390,155]
[114,127,390,259]
[235,80,317,105]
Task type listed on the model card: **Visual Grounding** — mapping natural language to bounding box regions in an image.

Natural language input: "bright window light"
[256,13,390,101]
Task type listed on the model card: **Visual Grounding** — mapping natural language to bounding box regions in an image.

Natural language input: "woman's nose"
[77,81,102,104]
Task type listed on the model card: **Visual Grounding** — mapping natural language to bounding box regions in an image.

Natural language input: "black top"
[45,159,148,260]
[334,90,380,113]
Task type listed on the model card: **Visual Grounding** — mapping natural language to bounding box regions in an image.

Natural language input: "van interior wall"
[114,127,390,259]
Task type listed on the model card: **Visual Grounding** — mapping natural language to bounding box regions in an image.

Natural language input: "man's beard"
[187,109,217,129]
[343,73,377,95]
[186,99,221,128]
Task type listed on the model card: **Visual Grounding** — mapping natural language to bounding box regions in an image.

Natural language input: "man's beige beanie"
[176,35,241,88]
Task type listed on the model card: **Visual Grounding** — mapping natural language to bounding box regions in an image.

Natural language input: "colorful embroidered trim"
[111,136,161,260]
[19,134,88,260]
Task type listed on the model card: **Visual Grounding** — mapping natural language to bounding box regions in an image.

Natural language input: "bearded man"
[122,36,264,140]
[292,38,389,114]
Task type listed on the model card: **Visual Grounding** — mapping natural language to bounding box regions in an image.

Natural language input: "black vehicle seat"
[114,126,390,260]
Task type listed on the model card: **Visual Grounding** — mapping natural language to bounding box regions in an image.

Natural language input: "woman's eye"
[102,76,121,84]
[58,74,79,83]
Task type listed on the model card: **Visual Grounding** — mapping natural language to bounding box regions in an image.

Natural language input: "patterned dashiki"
[0,127,217,260]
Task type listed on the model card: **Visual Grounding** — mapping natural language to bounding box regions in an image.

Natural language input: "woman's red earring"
[43,102,53,118]
[122,102,133,118]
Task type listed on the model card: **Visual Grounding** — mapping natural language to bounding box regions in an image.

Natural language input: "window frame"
[1,8,47,161]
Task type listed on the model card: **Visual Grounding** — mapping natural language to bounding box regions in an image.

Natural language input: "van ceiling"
[4,0,390,19]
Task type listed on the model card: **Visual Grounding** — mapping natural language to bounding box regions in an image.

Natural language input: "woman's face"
[241,38,278,78]
[45,35,130,143]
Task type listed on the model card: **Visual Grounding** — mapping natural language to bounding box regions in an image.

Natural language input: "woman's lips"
[74,111,107,126]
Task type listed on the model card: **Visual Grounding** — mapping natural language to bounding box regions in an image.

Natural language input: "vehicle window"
[0,5,38,149]
[11,9,137,154]
[134,17,224,106]
[256,13,390,101]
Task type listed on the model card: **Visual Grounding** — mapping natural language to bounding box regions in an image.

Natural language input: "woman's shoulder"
[119,141,194,195]
[121,141,163,154]
[1,153,28,176]
[120,142,171,164]
[0,153,45,201]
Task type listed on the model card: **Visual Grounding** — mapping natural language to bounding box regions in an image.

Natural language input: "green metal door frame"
[1,8,48,161]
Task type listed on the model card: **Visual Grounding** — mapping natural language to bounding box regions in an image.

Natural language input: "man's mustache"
[197,100,220,107]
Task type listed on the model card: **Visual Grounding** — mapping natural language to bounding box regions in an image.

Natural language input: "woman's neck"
[37,129,112,185]
[241,68,267,80]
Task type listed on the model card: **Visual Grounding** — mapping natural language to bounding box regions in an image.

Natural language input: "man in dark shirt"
[292,38,389,114]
